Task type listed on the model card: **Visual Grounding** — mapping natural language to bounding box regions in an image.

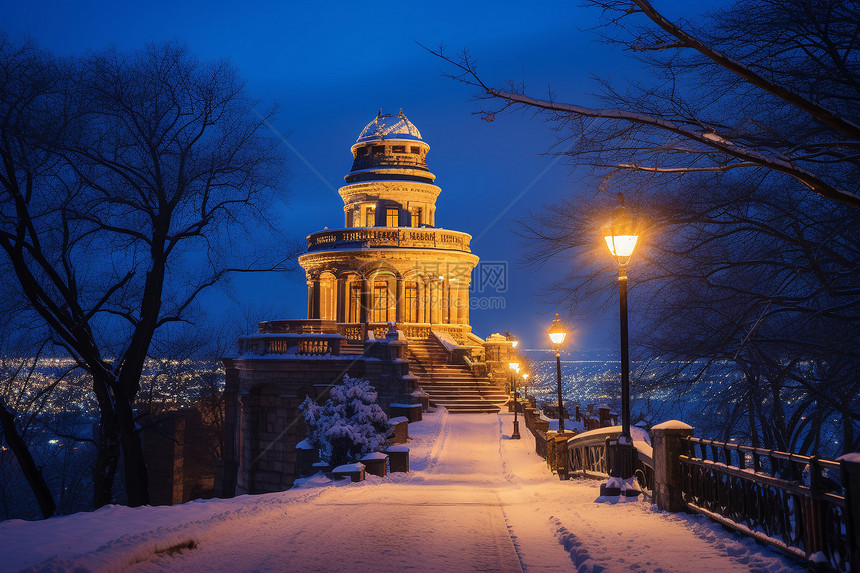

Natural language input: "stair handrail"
[428,331,454,364]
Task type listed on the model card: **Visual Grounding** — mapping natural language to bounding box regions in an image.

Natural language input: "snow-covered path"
[5,410,803,572]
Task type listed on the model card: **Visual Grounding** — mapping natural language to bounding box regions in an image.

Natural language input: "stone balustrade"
[306,227,473,253]
[237,333,343,356]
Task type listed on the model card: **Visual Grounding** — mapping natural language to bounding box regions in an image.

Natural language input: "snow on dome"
[356,109,422,143]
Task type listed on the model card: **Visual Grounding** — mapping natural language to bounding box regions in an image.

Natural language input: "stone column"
[651,421,694,512]
[306,281,313,319]
[453,281,464,324]
[360,278,370,324]
[445,280,454,324]
[336,277,346,323]
[311,279,321,320]
[422,279,430,323]
[429,279,439,324]
[457,278,469,324]
[395,277,405,322]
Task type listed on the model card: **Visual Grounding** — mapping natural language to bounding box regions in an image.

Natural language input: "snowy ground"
[4,409,804,572]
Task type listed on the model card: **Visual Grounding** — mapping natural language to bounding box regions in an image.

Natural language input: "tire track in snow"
[496,491,526,573]
[495,415,525,571]
[497,413,517,484]
[423,406,450,475]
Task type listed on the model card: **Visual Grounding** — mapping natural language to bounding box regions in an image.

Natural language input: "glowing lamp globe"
[602,198,639,266]
[548,313,567,346]
[508,362,520,373]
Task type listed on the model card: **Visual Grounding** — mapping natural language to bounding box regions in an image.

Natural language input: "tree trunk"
[91,409,120,509]
[90,372,119,508]
[0,399,56,519]
[113,385,150,507]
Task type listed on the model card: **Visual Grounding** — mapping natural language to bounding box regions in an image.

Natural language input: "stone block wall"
[142,405,220,506]
[221,351,411,498]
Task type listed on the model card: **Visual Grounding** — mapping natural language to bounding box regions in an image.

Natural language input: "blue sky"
[4,0,716,351]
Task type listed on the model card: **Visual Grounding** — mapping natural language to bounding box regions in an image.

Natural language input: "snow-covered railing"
[680,436,857,571]
[566,426,654,493]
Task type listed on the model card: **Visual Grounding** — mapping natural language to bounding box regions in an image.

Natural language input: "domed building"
[298,109,478,334]
[220,111,516,496]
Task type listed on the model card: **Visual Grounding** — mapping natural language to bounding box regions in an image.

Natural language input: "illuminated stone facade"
[298,110,479,332]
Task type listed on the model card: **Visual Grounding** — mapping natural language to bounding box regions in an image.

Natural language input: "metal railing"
[680,436,851,571]
[566,429,655,494]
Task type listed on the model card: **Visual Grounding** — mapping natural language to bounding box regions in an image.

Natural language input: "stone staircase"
[405,338,508,414]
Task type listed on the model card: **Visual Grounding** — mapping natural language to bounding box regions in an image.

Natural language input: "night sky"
[4,0,720,351]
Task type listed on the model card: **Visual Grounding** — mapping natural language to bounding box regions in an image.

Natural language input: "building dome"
[356,109,422,143]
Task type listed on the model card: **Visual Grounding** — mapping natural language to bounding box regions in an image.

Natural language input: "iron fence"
[680,436,851,571]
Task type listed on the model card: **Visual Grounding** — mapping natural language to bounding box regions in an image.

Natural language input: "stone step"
[426,390,507,398]
[417,375,489,381]
[437,403,501,414]
[418,379,504,388]
[433,398,500,407]
[422,383,505,390]
[417,379,503,387]
[406,338,503,415]
[340,343,365,354]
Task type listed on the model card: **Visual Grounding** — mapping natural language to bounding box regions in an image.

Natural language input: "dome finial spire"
[399,107,404,117]
[377,108,382,118]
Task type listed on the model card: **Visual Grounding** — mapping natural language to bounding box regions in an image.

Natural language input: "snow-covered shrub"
[299,376,389,468]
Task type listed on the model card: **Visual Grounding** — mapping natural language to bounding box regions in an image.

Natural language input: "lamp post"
[521,372,530,405]
[602,193,640,495]
[547,314,567,433]
[508,361,521,439]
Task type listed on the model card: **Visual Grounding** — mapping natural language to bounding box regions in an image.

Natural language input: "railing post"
[801,455,826,558]
[651,420,694,512]
[840,453,860,573]
[555,432,572,480]
[546,431,556,471]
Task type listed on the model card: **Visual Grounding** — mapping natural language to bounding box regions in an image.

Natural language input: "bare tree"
[430,0,859,453]
[0,37,294,507]
[430,0,859,208]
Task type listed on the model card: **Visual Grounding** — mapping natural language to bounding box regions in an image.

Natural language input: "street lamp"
[508,361,521,439]
[602,193,640,496]
[521,372,530,403]
[547,314,567,433]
